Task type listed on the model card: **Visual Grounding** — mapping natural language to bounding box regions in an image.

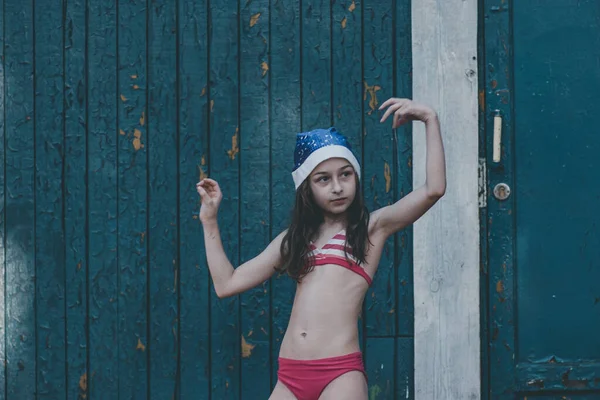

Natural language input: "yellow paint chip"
[79,373,87,392]
[261,61,269,77]
[250,13,261,27]
[131,74,138,79]
[200,86,206,96]
[384,162,391,192]
[119,129,126,136]
[133,84,139,90]
[198,165,208,181]
[133,128,144,151]
[136,338,146,352]
[341,17,347,29]
[201,155,206,165]
[241,335,255,358]
[349,0,356,12]
[120,94,127,102]
[210,100,215,112]
[496,280,504,294]
[140,111,145,126]
[363,81,382,114]
[227,128,239,160]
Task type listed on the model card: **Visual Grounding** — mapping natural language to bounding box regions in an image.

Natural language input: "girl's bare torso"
[278,238,385,360]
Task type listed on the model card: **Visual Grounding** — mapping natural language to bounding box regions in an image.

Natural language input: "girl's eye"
[318,176,329,182]
[342,171,352,177]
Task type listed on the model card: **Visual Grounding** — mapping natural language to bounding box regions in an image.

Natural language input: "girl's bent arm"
[370,107,446,240]
[202,220,285,298]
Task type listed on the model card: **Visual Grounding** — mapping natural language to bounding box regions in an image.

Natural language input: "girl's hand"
[196,178,223,223]
[379,98,436,128]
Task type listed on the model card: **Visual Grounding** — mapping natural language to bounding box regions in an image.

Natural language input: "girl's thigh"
[269,381,298,400]
[319,371,368,400]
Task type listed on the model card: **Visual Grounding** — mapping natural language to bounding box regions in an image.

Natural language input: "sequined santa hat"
[291,127,361,189]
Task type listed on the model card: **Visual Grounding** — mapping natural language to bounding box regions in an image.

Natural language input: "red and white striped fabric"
[307,231,372,286]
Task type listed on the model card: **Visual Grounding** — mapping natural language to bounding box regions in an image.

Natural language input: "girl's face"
[308,158,357,216]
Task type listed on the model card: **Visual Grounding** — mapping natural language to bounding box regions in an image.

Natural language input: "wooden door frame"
[480,0,515,398]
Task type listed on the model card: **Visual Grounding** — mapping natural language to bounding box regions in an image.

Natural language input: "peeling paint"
[210,100,214,112]
[349,0,356,12]
[227,129,239,160]
[496,280,504,294]
[119,129,126,136]
[478,90,485,112]
[132,129,144,151]
[131,74,137,79]
[241,335,255,358]
[140,111,145,126]
[120,94,127,102]
[79,373,87,392]
[250,13,260,27]
[198,165,208,181]
[364,81,382,114]
[384,162,391,192]
[369,384,381,399]
[133,84,139,90]
[341,17,347,29]
[136,338,146,352]
[261,61,269,77]
[200,86,206,96]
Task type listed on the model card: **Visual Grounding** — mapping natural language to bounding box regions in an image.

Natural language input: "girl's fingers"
[379,97,407,110]
[197,185,207,198]
[379,97,399,110]
[380,102,403,122]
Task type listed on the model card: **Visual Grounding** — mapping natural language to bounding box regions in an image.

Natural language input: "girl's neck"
[321,211,348,229]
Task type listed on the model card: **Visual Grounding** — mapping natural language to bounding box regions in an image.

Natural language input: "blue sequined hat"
[292,127,361,189]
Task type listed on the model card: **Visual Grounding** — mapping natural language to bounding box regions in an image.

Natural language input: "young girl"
[196,98,446,400]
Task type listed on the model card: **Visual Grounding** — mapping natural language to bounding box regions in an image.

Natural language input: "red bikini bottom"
[277,352,367,400]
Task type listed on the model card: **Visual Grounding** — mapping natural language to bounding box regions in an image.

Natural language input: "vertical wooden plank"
[117,0,148,398]
[209,0,240,397]
[331,0,364,347]
[412,0,480,399]
[0,0,6,395]
[269,0,300,387]
[148,0,179,397]
[35,0,66,396]
[178,0,210,397]
[4,0,36,396]
[484,0,513,398]
[365,338,395,399]
[302,0,331,129]
[332,1,362,149]
[239,0,271,398]
[64,0,88,397]
[395,337,414,400]
[87,0,118,396]
[395,0,414,337]
[477,1,489,396]
[363,0,395,337]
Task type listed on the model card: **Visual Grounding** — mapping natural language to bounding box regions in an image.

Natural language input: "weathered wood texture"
[0,1,417,398]
[485,1,600,398]
[412,0,480,399]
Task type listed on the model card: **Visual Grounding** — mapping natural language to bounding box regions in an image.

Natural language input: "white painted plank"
[411,1,480,399]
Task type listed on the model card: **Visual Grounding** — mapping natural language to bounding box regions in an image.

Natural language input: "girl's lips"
[331,198,347,204]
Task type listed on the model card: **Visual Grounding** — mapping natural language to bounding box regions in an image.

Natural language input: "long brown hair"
[277,174,371,282]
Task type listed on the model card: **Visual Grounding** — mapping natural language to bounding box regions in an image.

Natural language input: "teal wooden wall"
[0,0,414,398]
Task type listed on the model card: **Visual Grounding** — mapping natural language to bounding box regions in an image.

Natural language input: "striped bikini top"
[307,230,373,286]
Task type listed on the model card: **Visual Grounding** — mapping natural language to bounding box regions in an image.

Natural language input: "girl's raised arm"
[197,178,284,298]
[369,98,446,240]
